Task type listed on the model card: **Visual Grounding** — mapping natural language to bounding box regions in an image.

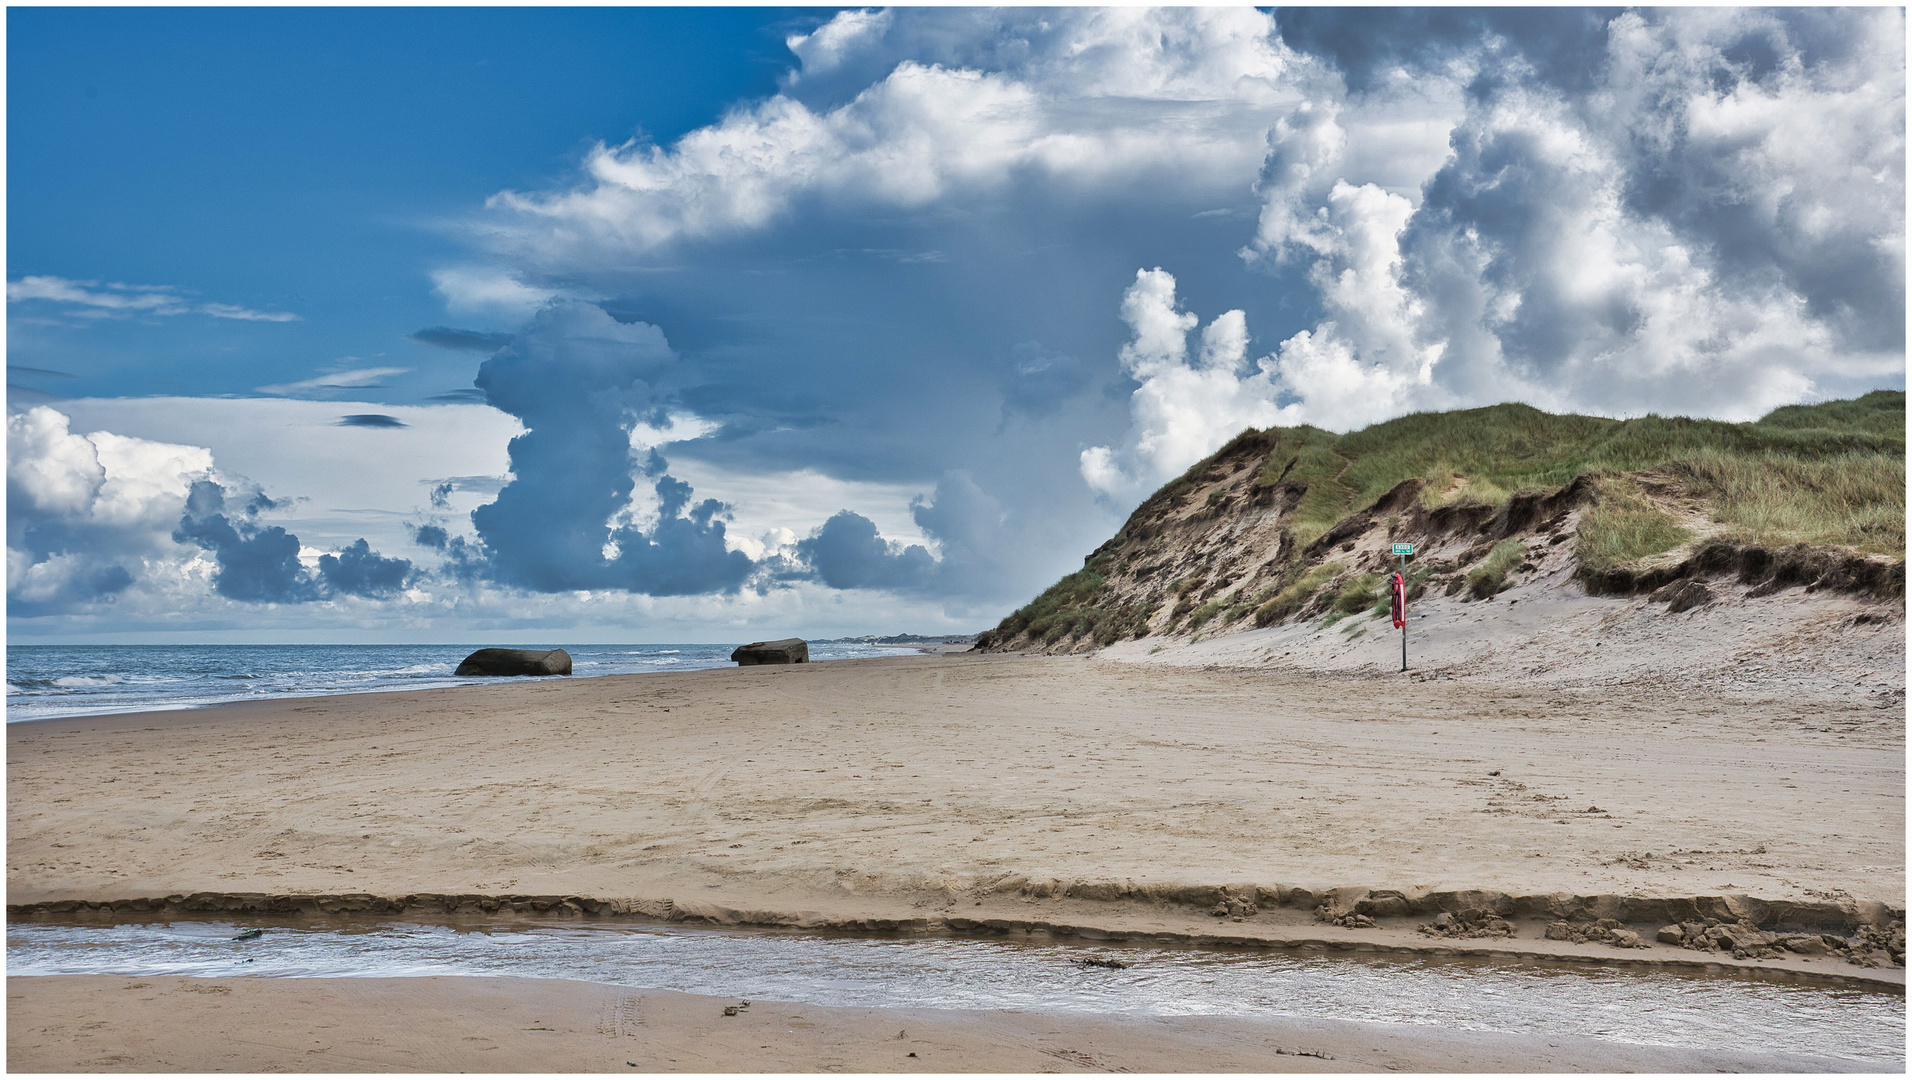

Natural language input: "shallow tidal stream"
[7,919,1903,1067]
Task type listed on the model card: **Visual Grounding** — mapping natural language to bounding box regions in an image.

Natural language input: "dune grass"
[1666,448,1904,553]
[1247,390,1905,553]
[1575,478,1694,572]
[990,558,1109,645]
[1465,539,1529,598]
[1331,572,1383,614]
[1252,562,1344,627]
[1185,597,1229,630]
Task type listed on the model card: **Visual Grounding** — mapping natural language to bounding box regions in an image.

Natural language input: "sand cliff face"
[975,427,1905,676]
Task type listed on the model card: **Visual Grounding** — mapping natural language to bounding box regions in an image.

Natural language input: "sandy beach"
[10,653,1902,909]
[8,651,1906,1069]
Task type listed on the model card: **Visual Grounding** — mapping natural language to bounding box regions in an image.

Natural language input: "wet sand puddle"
[8,919,1903,1067]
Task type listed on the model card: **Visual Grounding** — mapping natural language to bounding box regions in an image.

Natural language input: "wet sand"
[7,652,1905,1069]
[5,974,1879,1073]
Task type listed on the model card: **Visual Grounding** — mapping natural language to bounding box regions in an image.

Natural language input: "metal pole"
[1400,553,1408,673]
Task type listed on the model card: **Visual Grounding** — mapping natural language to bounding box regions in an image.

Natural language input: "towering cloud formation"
[449,301,1022,601]
[468,302,753,595]
[173,481,319,603]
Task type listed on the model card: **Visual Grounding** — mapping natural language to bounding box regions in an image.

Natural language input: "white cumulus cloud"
[1240,7,1904,425]
[7,406,212,530]
[7,406,219,613]
[1080,269,1287,501]
[1087,7,1904,501]
[477,8,1316,270]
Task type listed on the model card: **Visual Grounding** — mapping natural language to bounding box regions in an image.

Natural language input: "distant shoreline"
[3,641,929,725]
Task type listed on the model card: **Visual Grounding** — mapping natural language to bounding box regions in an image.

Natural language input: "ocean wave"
[377,664,447,677]
[49,675,128,689]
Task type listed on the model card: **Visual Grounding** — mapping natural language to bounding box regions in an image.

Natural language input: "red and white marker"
[1390,542,1413,671]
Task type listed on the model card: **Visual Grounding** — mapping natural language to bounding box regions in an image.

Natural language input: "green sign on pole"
[1391,542,1414,555]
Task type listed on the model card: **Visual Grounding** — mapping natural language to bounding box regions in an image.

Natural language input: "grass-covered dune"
[979,391,1904,652]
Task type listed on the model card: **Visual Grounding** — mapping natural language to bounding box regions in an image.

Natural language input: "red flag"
[1390,571,1406,629]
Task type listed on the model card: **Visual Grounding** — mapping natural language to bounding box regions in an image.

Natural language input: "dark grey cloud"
[789,472,1014,598]
[1276,8,1617,95]
[427,301,1040,604]
[905,471,1013,595]
[408,326,514,354]
[172,478,412,604]
[337,413,407,428]
[173,479,319,603]
[797,511,934,590]
[425,388,490,404]
[317,538,411,598]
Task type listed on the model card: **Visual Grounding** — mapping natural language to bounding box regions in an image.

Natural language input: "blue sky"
[8,7,1905,643]
[8,7,793,403]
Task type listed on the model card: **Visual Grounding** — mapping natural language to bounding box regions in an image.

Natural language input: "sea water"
[7,919,1903,1067]
[4,642,920,723]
